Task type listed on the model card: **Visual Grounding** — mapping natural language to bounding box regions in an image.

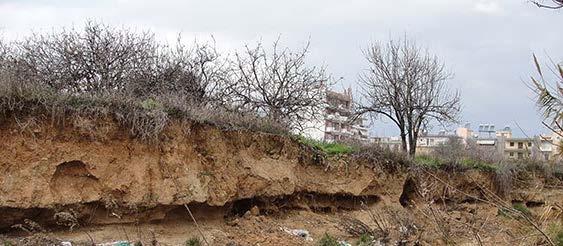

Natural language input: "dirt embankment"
[0,119,402,230]
[1,119,562,245]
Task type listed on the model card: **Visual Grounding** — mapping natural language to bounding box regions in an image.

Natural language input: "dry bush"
[0,22,290,140]
[493,162,515,199]
[432,137,465,163]
[227,39,329,130]
[352,143,411,173]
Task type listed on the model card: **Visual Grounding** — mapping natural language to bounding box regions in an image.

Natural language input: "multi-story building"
[502,137,534,160]
[416,131,460,155]
[373,136,402,151]
[301,88,370,143]
[458,124,560,161]
[373,122,562,162]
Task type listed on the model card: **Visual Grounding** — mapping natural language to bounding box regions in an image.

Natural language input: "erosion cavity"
[227,192,381,216]
[400,177,418,207]
[50,160,101,202]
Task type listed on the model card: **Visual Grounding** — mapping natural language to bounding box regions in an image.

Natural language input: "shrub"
[460,158,497,172]
[353,144,411,173]
[0,22,291,141]
[414,155,442,168]
[299,137,355,156]
[493,163,514,198]
[414,154,498,173]
[318,233,339,246]
[185,238,201,246]
[547,223,563,246]
[356,234,374,246]
[512,203,532,217]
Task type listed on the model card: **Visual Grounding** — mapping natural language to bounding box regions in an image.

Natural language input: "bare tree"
[12,22,226,106]
[227,39,329,130]
[16,22,157,95]
[131,37,229,105]
[531,0,563,9]
[357,38,461,156]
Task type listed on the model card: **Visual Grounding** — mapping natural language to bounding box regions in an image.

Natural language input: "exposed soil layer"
[1,119,562,245]
[0,119,402,229]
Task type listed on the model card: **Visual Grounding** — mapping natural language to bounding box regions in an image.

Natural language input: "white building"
[301,88,370,143]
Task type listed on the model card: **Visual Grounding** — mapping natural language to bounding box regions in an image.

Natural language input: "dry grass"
[352,144,411,173]
[0,81,287,141]
[0,23,289,142]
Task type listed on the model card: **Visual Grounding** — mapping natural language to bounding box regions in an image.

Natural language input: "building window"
[518,142,523,149]
[528,142,532,147]
[510,142,514,147]
[517,152,523,159]
[509,152,514,157]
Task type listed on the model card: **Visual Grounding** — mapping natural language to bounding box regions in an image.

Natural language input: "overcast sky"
[1,0,561,136]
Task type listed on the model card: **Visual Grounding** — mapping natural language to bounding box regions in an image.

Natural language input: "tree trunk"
[409,134,418,157]
[400,131,408,153]
[408,133,416,157]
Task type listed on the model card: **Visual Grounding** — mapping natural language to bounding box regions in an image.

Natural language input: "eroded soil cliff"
[1,119,562,245]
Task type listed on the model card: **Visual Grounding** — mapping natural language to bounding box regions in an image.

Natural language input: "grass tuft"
[356,233,374,246]
[185,238,201,246]
[318,233,340,246]
[299,137,355,156]
[512,203,531,217]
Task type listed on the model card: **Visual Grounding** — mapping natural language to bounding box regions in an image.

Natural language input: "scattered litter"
[281,227,313,241]
[60,242,72,246]
[96,241,131,246]
[338,241,352,246]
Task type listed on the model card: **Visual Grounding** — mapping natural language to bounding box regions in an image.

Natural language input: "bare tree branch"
[531,0,563,9]
[357,37,461,156]
[227,39,329,131]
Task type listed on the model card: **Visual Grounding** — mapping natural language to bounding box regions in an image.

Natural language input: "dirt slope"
[1,119,562,246]
[0,119,402,230]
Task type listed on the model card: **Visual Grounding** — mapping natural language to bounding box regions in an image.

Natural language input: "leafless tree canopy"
[227,40,329,130]
[1,22,330,134]
[358,38,461,156]
[531,0,563,9]
[12,22,225,105]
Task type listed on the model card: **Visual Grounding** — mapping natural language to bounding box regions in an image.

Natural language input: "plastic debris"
[281,227,313,241]
[338,241,352,246]
[60,242,72,246]
[96,241,131,246]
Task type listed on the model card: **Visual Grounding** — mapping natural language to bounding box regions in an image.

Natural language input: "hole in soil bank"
[50,160,101,201]
[229,198,257,217]
[525,201,545,207]
[52,161,97,179]
[1,193,382,233]
[400,177,418,207]
[227,192,381,217]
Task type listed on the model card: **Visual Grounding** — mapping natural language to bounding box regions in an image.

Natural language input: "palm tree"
[529,55,563,153]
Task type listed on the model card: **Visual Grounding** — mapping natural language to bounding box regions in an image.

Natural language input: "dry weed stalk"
[420,168,556,245]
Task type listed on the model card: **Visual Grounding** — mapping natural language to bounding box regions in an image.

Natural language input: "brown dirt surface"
[1,119,562,245]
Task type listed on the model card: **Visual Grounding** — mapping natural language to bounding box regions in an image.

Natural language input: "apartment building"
[503,138,534,160]
[301,88,370,143]
[373,122,561,161]
[373,136,402,151]
[416,132,459,155]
